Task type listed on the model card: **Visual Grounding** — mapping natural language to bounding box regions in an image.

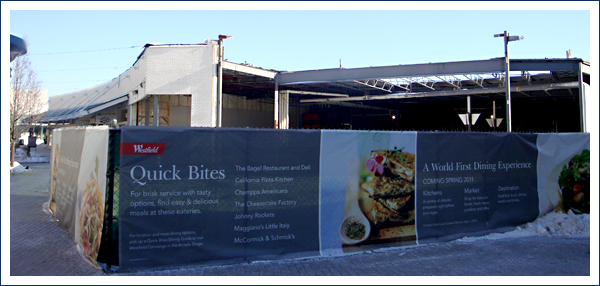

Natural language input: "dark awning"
[10,34,28,62]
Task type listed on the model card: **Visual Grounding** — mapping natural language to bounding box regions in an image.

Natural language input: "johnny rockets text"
[130,165,225,186]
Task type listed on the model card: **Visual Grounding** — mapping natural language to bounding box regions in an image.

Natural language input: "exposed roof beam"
[462,74,486,88]
[353,79,395,93]
[279,58,587,86]
[302,100,396,113]
[510,59,584,72]
[517,91,533,98]
[223,61,277,79]
[299,82,579,103]
[404,77,436,90]
[279,59,505,85]
[435,76,462,90]
[321,81,375,93]
[287,90,348,97]
[386,79,411,92]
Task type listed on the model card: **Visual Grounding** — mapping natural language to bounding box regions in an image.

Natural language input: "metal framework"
[43,49,589,133]
[274,58,589,132]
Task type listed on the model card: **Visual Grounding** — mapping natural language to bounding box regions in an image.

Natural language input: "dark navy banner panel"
[119,127,321,270]
[415,132,539,240]
[116,127,588,270]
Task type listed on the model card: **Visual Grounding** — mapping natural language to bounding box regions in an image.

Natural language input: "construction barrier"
[48,126,590,271]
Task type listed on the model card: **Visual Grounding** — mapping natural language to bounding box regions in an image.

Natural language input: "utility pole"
[495,31,523,132]
[217,35,232,127]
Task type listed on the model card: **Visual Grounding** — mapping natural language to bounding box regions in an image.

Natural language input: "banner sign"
[118,127,590,270]
[415,133,539,241]
[119,127,321,270]
[48,127,109,267]
[319,131,421,254]
[49,128,86,235]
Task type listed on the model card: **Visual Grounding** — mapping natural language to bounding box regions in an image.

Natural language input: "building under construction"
[42,41,591,133]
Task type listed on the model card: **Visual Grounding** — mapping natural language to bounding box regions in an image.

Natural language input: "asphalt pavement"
[7,146,594,281]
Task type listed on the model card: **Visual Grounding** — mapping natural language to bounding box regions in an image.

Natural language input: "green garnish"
[346,221,366,240]
[558,149,590,214]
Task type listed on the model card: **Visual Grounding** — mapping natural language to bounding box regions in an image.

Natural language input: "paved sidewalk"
[7,147,594,280]
[10,194,104,276]
[113,236,590,277]
[9,147,103,276]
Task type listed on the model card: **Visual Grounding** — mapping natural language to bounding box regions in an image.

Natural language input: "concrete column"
[578,63,587,132]
[153,94,160,126]
[145,97,150,126]
[127,103,137,126]
[274,75,279,128]
[279,90,289,129]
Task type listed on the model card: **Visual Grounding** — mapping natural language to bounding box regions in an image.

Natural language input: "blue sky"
[5,2,597,97]
[2,4,599,284]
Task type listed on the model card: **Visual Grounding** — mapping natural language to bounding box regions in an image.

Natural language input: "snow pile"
[10,161,37,174]
[457,210,590,242]
[517,210,590,237]
[10,144,49,174]
[13,144,50,163]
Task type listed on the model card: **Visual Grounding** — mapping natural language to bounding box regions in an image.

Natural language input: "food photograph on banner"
[319,131,418,253]
[48,129,62,214]
[45,127,109,268]
[74,128,109,267]
[553,149,590,214]
[47,128,87,235]
[536,134,590,216]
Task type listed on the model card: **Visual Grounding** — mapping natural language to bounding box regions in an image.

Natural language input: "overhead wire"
[29,45,140,56]
[42,79,107,83]
[29,45,143,97]
[31,46,139,88]
[39,67,129,72]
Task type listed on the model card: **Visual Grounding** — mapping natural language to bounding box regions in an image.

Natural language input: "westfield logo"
[133,145,159,153]
[121,143,166,155]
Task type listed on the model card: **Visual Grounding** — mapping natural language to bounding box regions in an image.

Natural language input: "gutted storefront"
[43,42,590,133]
[43,43,218,128]
[42,41,591,272]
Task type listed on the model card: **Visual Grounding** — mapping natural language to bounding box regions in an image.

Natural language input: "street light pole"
[467,95,472,132]
[492,100,496,132]
[503,31,512,132]
[495,31,523,132]
[217,35,232,128]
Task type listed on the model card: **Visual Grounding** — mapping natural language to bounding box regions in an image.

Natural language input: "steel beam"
[301,100,397,113]
[436,76,462,90]
[222,61,277,79]
[299,82,579,103]
[510,59,582,72]
[278,58,586,86]
[278,59,505,85]
[287,90,348,97]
